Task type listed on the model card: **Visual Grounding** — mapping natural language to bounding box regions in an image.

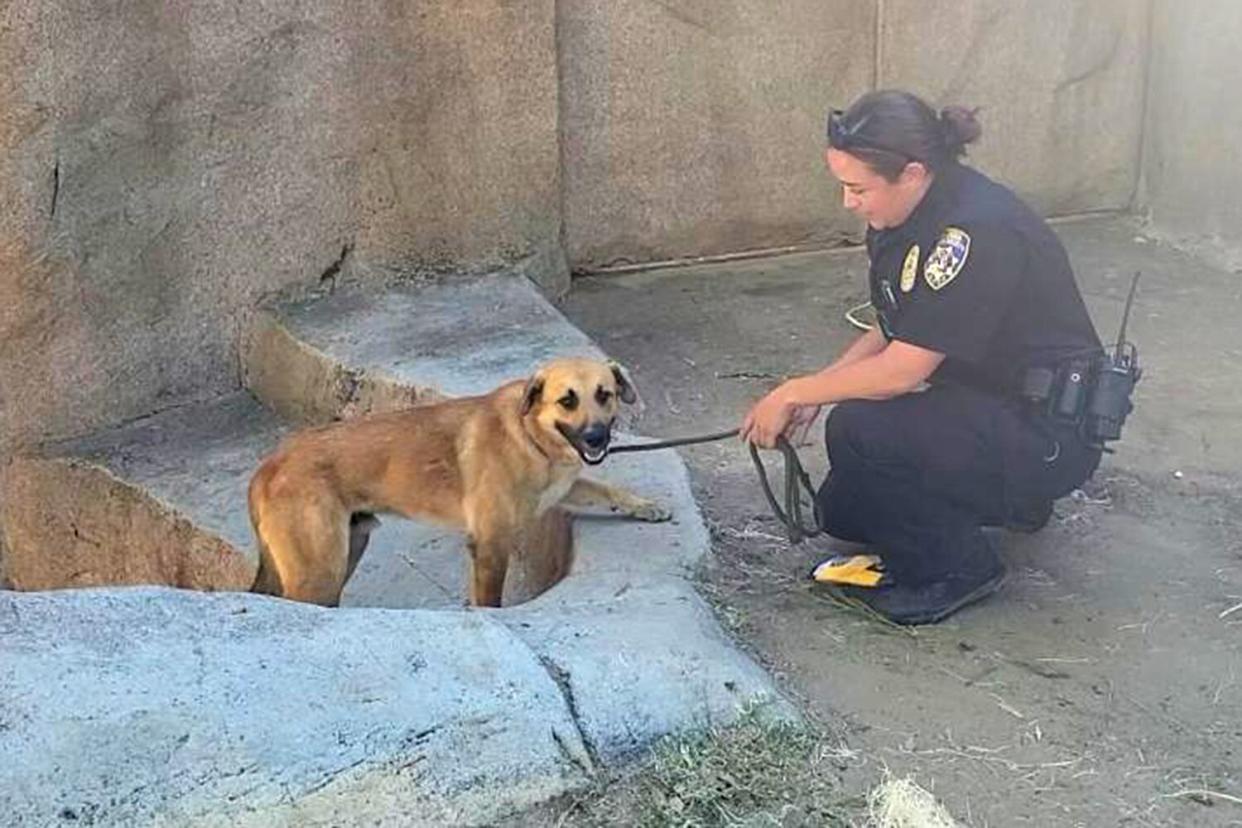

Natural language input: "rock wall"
[877,0,1148,217]
[1,0,1163,457]
[1141,0,1242,270]
[557,0,875,269]
[0,1,562,455]
[560,0,1149,269]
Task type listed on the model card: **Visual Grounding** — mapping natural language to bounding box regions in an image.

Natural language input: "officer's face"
[825,148,932,230]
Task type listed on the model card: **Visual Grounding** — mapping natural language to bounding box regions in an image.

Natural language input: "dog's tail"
[247,462,281,596]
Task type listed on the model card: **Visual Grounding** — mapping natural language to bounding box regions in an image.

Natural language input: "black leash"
[609,429,742,453]
[610,429,824,545]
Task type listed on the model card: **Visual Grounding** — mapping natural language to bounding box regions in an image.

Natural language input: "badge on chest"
[900,244,919,293]
[924,227,971,290]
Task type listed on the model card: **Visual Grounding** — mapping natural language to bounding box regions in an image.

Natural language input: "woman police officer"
[740,89,1103,625]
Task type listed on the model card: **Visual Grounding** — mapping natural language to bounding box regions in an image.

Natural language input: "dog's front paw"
[632,500,673,522]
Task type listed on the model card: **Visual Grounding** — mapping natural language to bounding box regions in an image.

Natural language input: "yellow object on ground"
[812,554,885,587]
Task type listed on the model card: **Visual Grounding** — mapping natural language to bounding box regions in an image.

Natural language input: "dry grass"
[865,776,961,828]
[546,704,860,827]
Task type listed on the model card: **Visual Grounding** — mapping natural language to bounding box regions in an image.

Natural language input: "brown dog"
[248,358,671,607]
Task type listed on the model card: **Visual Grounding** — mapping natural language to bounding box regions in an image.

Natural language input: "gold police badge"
[900,244,920,293]
[924,227,971,290]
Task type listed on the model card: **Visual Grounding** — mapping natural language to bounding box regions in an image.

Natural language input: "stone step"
[243,274,606,424]
[0,393,278,592]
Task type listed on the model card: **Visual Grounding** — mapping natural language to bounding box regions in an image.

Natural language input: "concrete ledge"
[0,588,593,828]
[500,579,792,763]
[0,394,280,591]
[242,311,440,427]
[0,456,253,592]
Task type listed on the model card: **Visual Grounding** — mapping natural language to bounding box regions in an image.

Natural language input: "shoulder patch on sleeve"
[924,226,971,291]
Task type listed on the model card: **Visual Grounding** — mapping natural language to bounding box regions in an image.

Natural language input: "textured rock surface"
[1142,0,1242,270]
[878,0,1148,216]
[558,0,875,269]
[502,580,792,764]
[0,588,593,827]
[0,394,277,591]
[0,456,254,592]
[0,1,563,454]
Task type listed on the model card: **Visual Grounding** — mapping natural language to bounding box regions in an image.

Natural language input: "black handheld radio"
[1020,271,1143,449]
[1083,271,1142,447]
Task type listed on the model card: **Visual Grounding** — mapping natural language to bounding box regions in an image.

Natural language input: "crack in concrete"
[318,242,353,294]
[50,160,60,219]
[537,654,599,775]
[1056,23,1123,94]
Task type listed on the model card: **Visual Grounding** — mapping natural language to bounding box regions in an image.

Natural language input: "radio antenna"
[1115,271,1141,359]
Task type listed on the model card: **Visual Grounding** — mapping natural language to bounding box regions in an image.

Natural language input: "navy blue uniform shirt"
[866,162,1101,397]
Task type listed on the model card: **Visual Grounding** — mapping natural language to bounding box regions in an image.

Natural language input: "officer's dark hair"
[827,90,981,182]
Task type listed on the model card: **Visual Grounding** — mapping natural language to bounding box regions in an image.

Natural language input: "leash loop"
[747,437,824,545]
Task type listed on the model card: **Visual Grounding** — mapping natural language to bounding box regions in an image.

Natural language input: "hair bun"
[939,105,982,154]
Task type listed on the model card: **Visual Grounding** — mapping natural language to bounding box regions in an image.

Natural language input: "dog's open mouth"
[556,422,610,465]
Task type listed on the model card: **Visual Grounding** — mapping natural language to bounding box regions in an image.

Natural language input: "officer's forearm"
[818,328,887,376]
[786,345,937,405]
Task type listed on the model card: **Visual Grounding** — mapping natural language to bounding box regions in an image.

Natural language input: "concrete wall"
[1142,0,1242,270]
[558,0,875,269]
[560,0,1150,270]
[0,1,561,455]
[1,0,1166,455]
[878,0,1148,217]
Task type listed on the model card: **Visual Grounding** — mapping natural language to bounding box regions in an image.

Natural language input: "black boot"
[831,539,1006,625]
[1004,498,1053,534]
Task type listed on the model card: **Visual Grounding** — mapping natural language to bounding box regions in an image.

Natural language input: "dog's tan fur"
[248,358,670,607]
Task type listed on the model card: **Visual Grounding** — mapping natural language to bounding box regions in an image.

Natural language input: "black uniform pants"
[816,383,1101,584]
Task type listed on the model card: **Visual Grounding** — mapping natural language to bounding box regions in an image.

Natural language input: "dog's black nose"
[582,424,610,450]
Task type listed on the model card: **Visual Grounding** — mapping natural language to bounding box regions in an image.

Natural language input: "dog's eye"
[595,387,613,406]
[558,390,578,411]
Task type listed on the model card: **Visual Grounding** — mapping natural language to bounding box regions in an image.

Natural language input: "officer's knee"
[825,400,874,470]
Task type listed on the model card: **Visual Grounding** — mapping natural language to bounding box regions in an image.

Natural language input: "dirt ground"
[551,216,1242,827]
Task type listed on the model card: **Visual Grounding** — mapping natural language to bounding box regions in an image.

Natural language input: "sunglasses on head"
[825,109,911,161]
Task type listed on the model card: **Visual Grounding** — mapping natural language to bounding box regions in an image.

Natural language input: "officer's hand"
[784,404,823,446]
[740,389,796,449]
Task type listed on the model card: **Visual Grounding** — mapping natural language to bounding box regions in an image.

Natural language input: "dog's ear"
[608,361,638,404]
[520,374,545,416]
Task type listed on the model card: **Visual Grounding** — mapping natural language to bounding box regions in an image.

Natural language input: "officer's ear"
[899,161,931,188]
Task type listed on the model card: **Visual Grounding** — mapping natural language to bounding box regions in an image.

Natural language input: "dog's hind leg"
[257,497,353,606]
